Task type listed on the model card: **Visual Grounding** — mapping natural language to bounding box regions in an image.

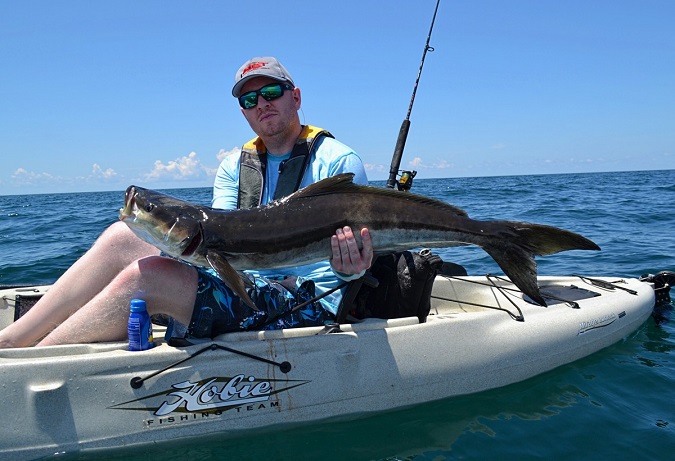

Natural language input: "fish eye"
[144,203,155,212]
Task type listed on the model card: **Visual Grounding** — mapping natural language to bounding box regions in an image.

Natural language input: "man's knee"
[96,221,160,258]
[135,257,198,320]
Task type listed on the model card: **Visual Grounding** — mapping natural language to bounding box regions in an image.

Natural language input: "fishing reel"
[397,170,417,192]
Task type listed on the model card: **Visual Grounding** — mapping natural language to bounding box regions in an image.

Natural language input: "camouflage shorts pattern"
[188,267,335,338]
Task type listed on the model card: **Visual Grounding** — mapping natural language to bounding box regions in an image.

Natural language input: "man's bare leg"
[0,222,161,347]
[37,255,198,346]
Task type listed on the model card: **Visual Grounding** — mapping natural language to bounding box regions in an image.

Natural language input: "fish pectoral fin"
[238,271,254,289]
[205,252,259,311]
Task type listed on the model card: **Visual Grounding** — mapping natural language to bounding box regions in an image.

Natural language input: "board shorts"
[185,267,336,338]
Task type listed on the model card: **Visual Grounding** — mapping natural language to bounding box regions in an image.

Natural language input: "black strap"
[272,133,326,200]
[334,274,380,324]
[238,151,266,209]
[272,151,310,200]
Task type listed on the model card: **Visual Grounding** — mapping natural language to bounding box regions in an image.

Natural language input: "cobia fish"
[119,173,600,308]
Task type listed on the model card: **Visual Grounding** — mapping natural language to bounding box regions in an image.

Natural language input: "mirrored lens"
[260,84,283,100]
[239,92,259,109]
[238,83,290,109]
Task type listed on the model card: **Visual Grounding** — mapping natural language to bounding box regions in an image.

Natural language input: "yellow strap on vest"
[242,125,326,154]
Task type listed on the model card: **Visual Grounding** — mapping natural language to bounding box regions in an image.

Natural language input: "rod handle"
[386,119,411,188]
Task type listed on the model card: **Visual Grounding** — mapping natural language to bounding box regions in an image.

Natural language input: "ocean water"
[0,170,673,460]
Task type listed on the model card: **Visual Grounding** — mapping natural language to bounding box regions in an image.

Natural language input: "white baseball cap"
[232,57,295,97]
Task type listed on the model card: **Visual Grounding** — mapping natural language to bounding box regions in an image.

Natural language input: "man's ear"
[292,87,302,110]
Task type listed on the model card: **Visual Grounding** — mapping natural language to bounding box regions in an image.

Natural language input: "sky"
[1,0,673,195]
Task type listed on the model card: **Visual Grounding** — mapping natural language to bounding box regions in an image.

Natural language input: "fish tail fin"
[483,223,600,306]
[510,222,601,256]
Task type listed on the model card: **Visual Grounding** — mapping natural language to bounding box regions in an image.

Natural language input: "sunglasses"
[238,83,294,109]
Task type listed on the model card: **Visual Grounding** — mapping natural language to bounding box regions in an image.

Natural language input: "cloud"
[364,163,387,173]
[363,157,455,179]
[10,165,120,190]
[409,157,423,167]
[9,149,233,192]
[217,146,240,161]
[434,159,453,169]
[142,148,244,181]
[406,157,454,170]
[11,168,58,184]
[91,163,117,179]
[144,152,209,181]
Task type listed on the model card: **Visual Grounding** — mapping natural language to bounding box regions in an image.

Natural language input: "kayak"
[0,273,670,460]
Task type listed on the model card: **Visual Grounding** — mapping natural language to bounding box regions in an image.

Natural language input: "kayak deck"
[0,275,655,345]
[0,275,658,460]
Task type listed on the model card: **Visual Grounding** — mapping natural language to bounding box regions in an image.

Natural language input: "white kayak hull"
[0,275,656,459]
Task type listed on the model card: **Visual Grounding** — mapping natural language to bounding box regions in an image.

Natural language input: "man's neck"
[262,123,303,156]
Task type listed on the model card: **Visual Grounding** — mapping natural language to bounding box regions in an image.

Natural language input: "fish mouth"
[180,222,203,256]
[119,186,137,221]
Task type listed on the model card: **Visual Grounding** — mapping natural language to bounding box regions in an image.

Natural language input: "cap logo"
[241,61,267,77]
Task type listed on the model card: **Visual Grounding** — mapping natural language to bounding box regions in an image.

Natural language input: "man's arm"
[212,154,240,210]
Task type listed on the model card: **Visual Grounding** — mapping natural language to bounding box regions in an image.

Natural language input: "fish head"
[119,185,204,259]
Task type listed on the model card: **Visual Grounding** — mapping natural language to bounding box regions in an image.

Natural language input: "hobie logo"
[156,374,270,416]
[109,374,310,418]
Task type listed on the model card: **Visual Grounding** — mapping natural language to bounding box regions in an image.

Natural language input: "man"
[0,57,372,348]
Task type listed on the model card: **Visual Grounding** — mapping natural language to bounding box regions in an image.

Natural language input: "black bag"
[349,249,443,323]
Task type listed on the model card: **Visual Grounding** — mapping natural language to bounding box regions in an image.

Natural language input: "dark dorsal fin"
[282,173,358,200]
[279,173,469,217]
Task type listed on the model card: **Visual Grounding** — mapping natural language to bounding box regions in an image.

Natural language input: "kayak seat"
[335,251,452,325]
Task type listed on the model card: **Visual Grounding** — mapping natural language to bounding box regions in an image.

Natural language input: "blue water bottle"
[128,298,154,351]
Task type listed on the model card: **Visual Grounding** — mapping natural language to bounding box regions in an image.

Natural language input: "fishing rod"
[386,0,441,190]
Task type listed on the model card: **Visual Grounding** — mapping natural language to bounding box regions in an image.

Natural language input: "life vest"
[237,125,334,209]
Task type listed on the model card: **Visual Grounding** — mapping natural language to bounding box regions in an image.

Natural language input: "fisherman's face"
[239,76,301,142]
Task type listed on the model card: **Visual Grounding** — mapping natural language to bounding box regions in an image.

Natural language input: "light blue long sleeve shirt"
[211,135,368,314]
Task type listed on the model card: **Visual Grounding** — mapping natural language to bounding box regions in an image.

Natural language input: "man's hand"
[330,226,373,275]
